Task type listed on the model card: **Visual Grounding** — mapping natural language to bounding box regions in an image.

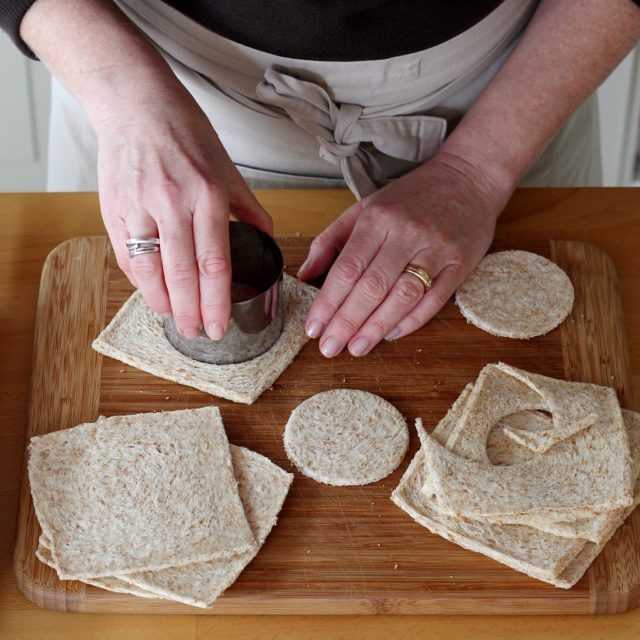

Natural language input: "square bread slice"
[36,537,158,599]
[29,407,256,580]
[393,439,640,588]
[427,382,635,541]
[115,445,293,607]
[92,275,317,404]
[37,445,293,608]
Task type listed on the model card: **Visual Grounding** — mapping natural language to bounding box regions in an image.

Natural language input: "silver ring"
[126,237,160,259]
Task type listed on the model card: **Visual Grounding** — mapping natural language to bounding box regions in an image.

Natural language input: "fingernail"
[320,336,341,358]
[207,323,225,341]
[160,311,173,319]
[306,319,324,339]
[385,326,401,341]
[349,337,371,357]
[182,325,202,340]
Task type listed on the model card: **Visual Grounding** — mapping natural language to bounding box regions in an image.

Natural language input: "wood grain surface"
[2,189,640,639]
[12,232,639,615]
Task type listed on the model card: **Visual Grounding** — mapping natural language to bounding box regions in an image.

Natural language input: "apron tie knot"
[317,102,362,165]
[257,68,447,199]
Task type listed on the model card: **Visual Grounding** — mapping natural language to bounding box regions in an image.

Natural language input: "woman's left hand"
[297,153,511,357]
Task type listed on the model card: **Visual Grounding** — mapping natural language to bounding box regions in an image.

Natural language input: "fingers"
[317,238,417,358]
[384,263,465,341]
[109,181,235,340]
[297,203,361,282]
[126,211,172,318]
[155,208,202,339]
[192,188,231,340]
[303,217,383,342]
[346,253,434,356]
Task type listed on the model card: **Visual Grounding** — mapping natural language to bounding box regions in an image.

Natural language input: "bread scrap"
[426,365,633,521]
[391,364,640,588]
[92,274,317,404]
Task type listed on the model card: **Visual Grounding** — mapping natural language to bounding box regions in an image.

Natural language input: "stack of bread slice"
[29,406,292,607]
[392,363,640,588]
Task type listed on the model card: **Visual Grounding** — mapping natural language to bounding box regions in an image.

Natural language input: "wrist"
[20,0,180,132]
[421,148,516,222]
[82,63,180,134]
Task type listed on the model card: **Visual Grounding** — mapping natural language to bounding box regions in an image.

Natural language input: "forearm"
[437,0,640,194]
[20,0,182,130]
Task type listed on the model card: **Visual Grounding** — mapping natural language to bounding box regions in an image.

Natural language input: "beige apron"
[47,0,602,193]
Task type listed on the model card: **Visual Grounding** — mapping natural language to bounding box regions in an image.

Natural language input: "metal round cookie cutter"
[164,221,285,365]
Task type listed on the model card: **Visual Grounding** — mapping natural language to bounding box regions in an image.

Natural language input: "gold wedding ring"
[403,264,433,292]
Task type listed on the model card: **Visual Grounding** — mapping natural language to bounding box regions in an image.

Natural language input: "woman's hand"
[21,0,272,340]
[297,153,511,357]
[95,81,272,340]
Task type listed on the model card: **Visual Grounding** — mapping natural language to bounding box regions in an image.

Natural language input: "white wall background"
[0,32,50,191]
[598,48,640,186]
[0,30,639,191]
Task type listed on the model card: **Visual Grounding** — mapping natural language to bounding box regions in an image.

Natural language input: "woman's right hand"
[21,0,271,340]
[95,79,272,340]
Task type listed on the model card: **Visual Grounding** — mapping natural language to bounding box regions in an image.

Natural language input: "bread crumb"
[394,563,398,570]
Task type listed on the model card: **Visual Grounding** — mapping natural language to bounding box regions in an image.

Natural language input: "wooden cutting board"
[13,237,639,615]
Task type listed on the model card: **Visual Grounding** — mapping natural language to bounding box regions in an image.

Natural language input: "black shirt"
[165,0,504,60]
[2,0,504,60]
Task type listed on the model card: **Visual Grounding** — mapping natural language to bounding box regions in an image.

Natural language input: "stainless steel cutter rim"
[230,266,285,306]
[162,221,285,364]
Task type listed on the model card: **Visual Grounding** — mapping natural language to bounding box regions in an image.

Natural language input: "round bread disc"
[455,250,574,339]
[284,389,409,486]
